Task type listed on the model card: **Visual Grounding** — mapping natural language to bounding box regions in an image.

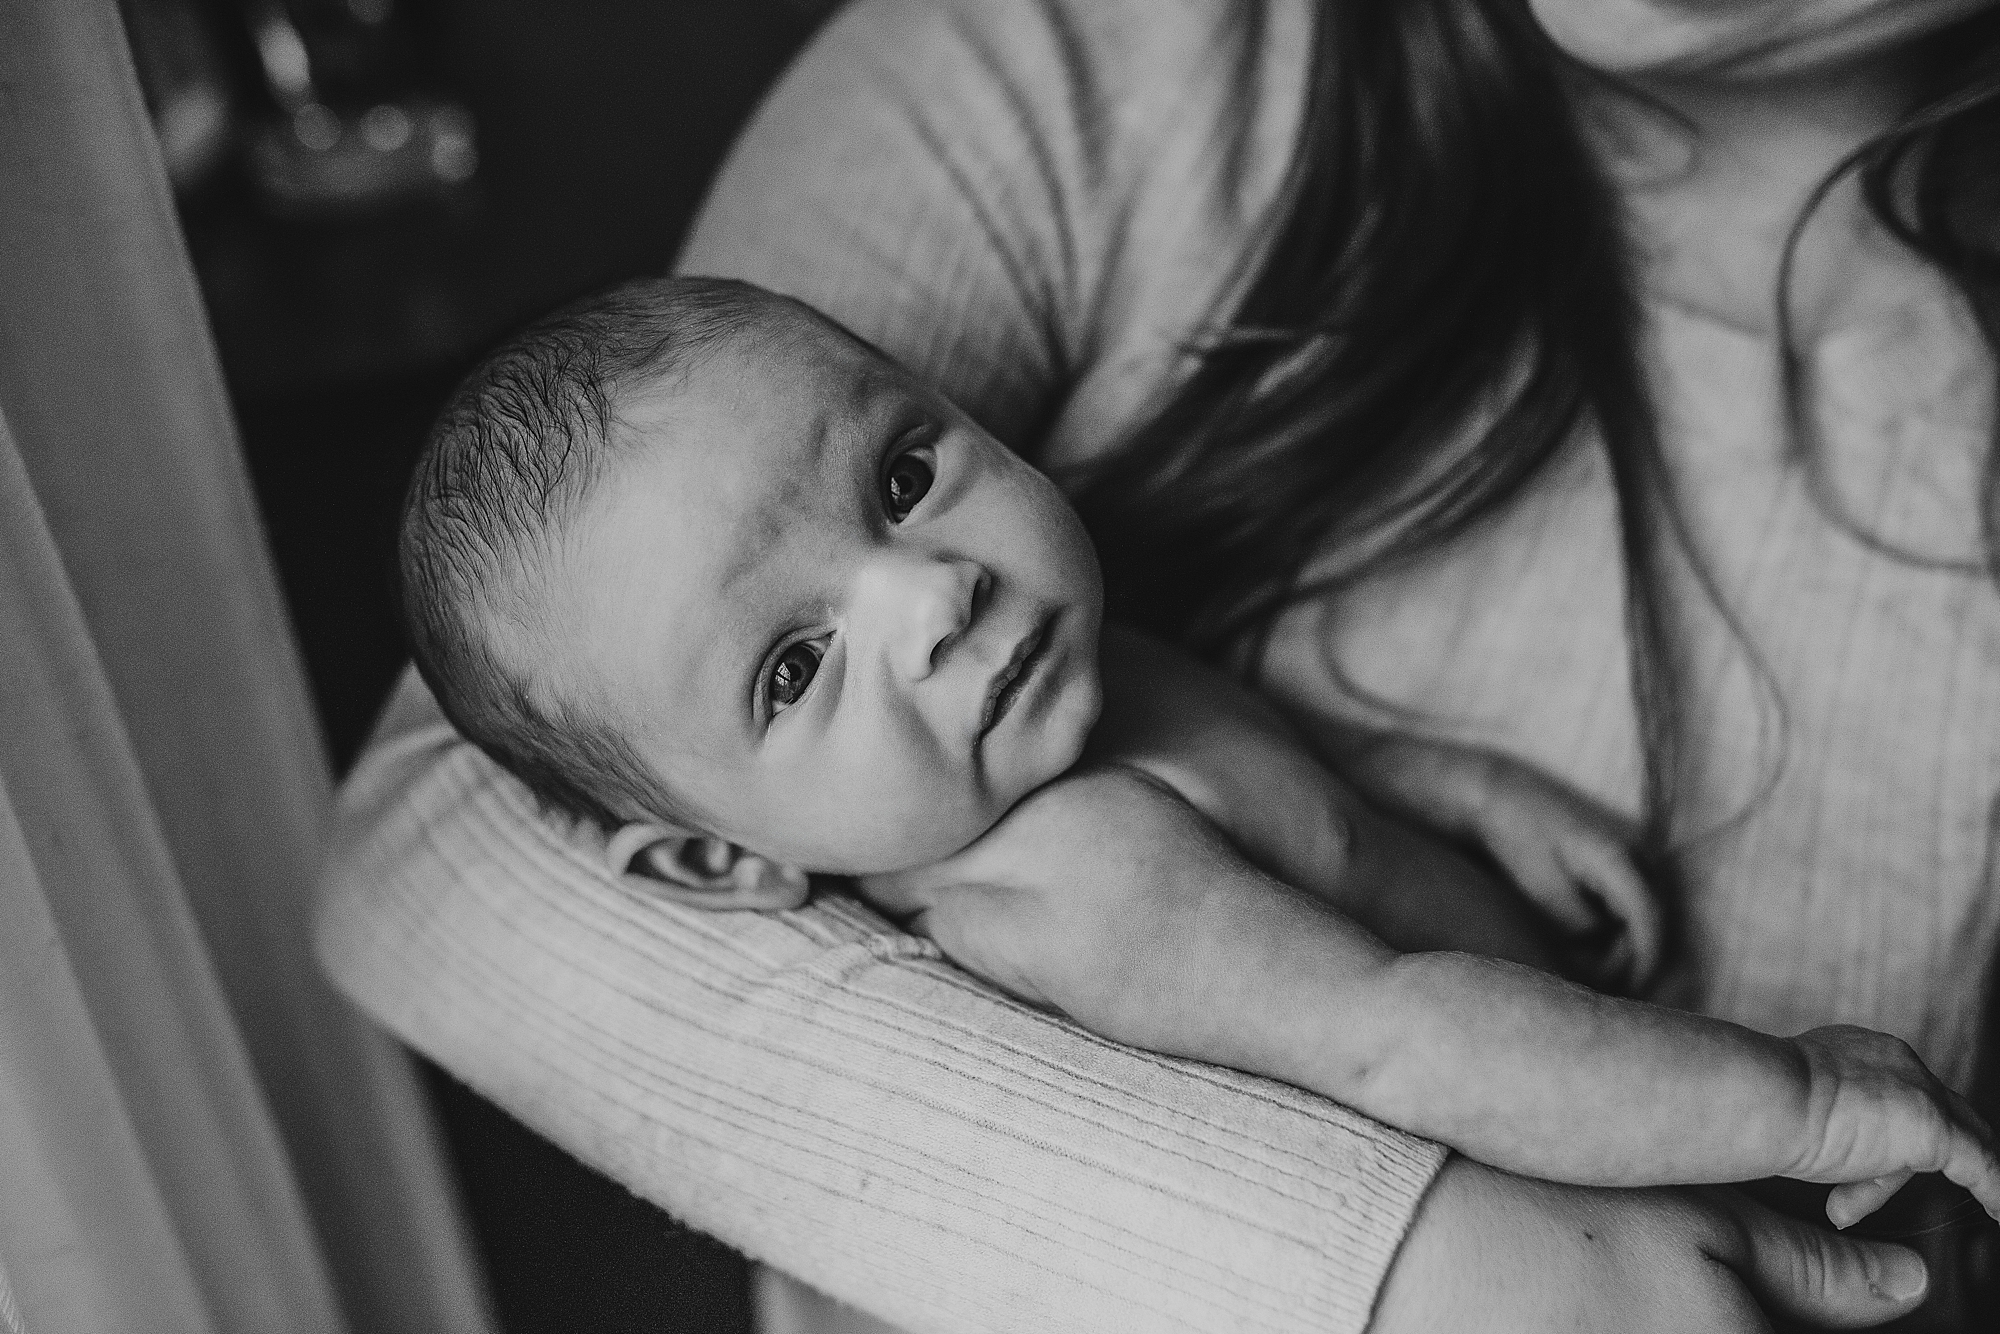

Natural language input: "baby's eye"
[883,445,936,522]
[767,640,823,714]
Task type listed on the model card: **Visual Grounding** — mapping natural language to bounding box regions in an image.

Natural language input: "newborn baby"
[401,275,2000,1229]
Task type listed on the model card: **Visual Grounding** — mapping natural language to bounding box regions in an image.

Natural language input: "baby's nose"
[854,554,988,681]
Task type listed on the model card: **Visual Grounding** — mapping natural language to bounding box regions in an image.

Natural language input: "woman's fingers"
[1374,1164,1925,1334]
[1712,1187,1930,1329]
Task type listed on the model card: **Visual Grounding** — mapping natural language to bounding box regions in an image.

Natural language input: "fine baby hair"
[401,275,803,832]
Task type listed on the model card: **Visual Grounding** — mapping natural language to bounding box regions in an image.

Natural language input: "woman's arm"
[320,674,1444,1333]
[324,681,1933,1334]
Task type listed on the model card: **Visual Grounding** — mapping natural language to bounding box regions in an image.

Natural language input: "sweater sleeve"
[315,2,1446,1329]
[318,674,1444,1334]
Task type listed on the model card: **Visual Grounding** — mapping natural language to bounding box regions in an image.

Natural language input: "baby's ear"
[604,822,810,912]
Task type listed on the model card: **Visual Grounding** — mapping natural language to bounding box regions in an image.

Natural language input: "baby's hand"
[1788,1025,2000,1229]
[1451,756,1663,993]
[1312,733,1663,991]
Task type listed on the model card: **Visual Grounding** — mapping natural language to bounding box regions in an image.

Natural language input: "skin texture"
[540,306,1104,876]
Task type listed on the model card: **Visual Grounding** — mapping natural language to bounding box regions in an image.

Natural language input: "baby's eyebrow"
[717,501,790,598]
[715,411,840,598]
[713,363,907,599]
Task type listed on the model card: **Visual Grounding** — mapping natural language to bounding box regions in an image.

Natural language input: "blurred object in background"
[242,0,480,218]
[122,0,482,218]
[124,0,830,398]
[122,0,486,394]
[252,97,476,217]
[120,0,239,192]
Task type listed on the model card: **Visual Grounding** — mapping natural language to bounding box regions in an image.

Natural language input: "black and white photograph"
[4,1,2000,1330]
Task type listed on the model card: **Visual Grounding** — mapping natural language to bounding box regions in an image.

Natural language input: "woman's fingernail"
[1875,1250,1928,1303]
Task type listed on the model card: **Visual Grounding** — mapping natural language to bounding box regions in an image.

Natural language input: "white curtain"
[0,2,495,1331]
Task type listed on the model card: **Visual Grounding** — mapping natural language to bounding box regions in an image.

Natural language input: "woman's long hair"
[1069,0,2000,853]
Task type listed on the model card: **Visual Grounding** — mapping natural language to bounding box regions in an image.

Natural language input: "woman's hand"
[1372,1158,1932,1333]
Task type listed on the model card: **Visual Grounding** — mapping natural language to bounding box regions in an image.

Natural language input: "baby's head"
[401,277,1103,905]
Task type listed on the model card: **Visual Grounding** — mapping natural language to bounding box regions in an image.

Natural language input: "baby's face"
[548,314,1104,874]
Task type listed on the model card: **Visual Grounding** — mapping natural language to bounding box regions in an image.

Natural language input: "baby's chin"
[783,673,1101,878]
[812,799,1011,878]
[797,774,1057,878]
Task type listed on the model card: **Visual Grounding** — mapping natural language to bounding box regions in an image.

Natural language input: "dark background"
[141,1,833,1328]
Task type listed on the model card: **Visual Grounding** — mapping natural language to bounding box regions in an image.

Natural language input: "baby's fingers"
[1486,834,1598,934]
[1937,1091,2000,1224]
[1947,1085,1996,1148]
[1560,844,1665,987]
[1826,1172,1911,1229]
[1573,933,1638,994]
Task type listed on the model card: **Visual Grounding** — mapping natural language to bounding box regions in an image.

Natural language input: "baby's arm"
[1296,719,1664,990]
[1088,626,1565,971]
[1095,626,1660,990]
[1235,906,2000,1226]
[859,767,2000,1227]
